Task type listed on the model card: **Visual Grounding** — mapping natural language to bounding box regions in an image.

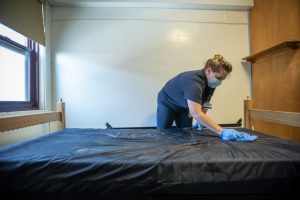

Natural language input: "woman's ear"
[204,68,210,76]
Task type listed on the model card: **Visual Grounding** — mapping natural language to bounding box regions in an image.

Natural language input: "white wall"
[51,7,251,128]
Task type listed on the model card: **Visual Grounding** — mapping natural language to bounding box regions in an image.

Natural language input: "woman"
[156,54,257,142]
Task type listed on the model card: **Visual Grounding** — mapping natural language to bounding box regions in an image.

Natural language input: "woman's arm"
[187,100,223,135]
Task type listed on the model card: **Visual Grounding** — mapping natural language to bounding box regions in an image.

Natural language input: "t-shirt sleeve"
[183,78,204,104]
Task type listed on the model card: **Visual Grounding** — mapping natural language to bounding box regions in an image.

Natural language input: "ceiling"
[47,0,254,10]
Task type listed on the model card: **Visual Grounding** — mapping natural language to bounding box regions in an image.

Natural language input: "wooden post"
[244,97,253,129]
[57,99,65,129]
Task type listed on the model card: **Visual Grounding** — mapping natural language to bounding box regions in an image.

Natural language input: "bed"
[0,101,299,199]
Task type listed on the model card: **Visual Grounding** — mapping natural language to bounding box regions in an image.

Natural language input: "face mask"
[207,71,222,88]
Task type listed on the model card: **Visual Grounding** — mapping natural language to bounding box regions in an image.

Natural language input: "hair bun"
[213,54,225,62]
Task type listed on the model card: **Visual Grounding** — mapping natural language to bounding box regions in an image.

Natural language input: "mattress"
[0,127,299,198]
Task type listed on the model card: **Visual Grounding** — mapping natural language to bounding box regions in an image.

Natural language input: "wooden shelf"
[243,40,300,63]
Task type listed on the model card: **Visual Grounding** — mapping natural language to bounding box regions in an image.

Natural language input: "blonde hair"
[204,54,232,73]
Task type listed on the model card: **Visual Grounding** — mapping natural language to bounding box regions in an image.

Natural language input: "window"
[0,23,39,112]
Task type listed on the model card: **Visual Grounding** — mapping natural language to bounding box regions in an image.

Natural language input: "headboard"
[244,98,300,135]
[0,101,65,132]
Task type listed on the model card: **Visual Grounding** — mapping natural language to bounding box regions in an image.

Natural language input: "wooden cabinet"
[245,0,300,142]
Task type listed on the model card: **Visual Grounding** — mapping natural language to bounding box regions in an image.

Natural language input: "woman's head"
[204,54,232,88]
[204,54,232,74]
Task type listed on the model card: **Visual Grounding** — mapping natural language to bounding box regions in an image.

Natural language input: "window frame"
[0,35,39,112]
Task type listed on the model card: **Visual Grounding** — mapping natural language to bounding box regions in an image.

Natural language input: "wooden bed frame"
[1,98,299,136]
[244,98,300,129]
[0,100,65,132]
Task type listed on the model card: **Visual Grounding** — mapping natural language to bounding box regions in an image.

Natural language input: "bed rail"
[244,99,300,129]
[0,101,65,132]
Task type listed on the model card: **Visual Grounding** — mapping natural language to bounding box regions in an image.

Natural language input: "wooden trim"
[0,111,61,132]
[250,109,300,128]
[242,40,300,63]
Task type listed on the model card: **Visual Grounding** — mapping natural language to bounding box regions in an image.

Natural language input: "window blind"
[0,0,45,45]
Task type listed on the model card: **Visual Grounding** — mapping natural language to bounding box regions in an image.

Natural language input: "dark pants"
[156,103,192,129]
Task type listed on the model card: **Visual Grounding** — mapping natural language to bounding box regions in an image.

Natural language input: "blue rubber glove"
[192,121,203,130]
[220,129,257,142]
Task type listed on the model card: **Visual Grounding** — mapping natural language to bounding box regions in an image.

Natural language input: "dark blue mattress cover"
[0,128,299,197]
